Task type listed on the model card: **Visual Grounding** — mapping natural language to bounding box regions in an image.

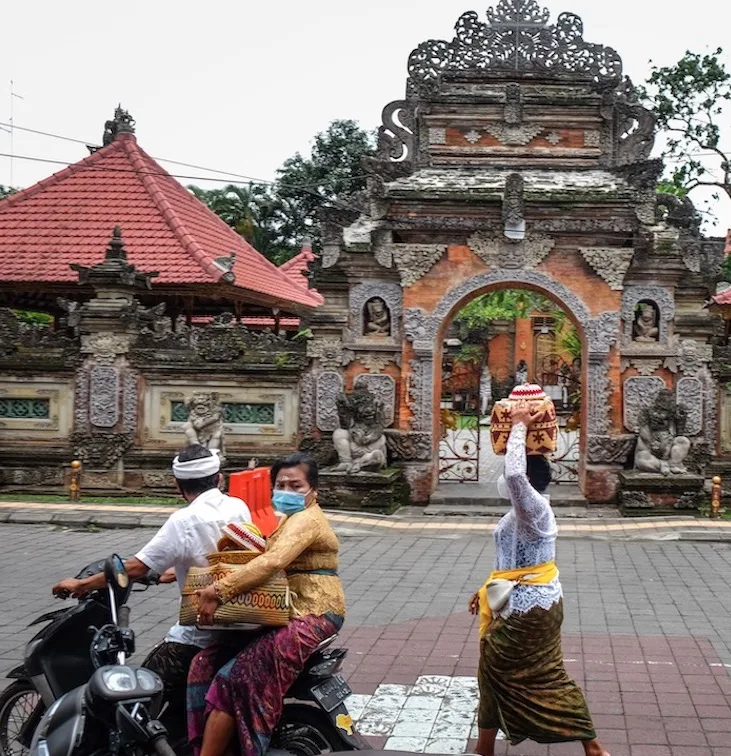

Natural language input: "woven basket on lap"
[179,552,290,627]
[490,383,558,456]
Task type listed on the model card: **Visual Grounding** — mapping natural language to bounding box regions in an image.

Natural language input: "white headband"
[172,449,221,480]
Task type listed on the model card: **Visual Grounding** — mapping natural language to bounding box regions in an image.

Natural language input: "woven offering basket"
[490,383,558,456]
[180,554,290,628]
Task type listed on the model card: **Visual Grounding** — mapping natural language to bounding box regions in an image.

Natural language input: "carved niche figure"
[183,392,225,460]
[634,389,691,476]
[633,302,660,343]
[331,387,387,474]
[364,298,391,337]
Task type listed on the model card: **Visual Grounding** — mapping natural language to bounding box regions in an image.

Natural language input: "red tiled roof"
[280,241,317,289]
[0,133,322,309]
[191,316,301,328]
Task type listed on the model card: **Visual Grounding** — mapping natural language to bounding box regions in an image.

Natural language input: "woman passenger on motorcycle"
[188,453,346,756]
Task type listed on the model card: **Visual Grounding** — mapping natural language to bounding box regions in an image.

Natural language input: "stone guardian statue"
[331,387,387,474]
[183,392,226,462]
[634,389,690,476]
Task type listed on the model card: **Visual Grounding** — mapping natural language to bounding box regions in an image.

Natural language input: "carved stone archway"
[403,269,620,494]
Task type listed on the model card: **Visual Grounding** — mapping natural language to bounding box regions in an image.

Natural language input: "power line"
[0,121,372,190]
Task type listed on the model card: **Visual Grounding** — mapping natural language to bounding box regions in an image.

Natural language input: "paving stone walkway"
[2,524,731,755]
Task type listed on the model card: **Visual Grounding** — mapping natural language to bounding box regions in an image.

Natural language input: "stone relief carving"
[74,367,90,433]
[615,91,656,166]
[403,308,434,348]
[385,431,433,462]
[358,354,396,373]
[392,245,447,287]
[579,248,635,290]
[585,312,620,355]
[377,100,414,162]
[316,372,343,432]
[331,387,388,474]
[406,2,623,92]
[485,123,543,146]
[143,472,176,488]
[583,131,601,148]
[81,333,131,364]
[623,376,666,432]
[307,338,354,370]
[586,435,636,465]
[70,432,134,469]
[464,130,482,144]
[620,358,663,376]
[89,366,119,429]
[428,127,447,145]
[502,173,525,229]
[533,218,635,233]
[468,232,555,269]
[546,131,561,146]
[350,283,402,342]
[633,389,690,475]
[298,372,317,437]
[504,83,523,123]
[621,286,674,343]
[664,339,713,377]
[354,373,396,427]
[677,377,703,436]
[586,358,612,435]
[408,358,434,432]
[621,491,652,509]
[183,392,225,456]
[122,373,137,433]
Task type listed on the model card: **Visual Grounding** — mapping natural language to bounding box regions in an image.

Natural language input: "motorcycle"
[0,555,367,756]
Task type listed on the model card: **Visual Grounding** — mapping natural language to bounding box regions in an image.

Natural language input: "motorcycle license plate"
[312,674,352,712]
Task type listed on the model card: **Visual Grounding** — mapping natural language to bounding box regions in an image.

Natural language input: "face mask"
[497,474,510,501]
[272,489,310,515]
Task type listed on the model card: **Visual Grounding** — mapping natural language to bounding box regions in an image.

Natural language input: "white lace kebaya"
[493,421,562,618]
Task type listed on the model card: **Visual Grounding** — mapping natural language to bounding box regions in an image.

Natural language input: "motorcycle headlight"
[135,669,159,692]
[102,667,137,693]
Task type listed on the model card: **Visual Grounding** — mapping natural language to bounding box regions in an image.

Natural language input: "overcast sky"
[2,0,730,233]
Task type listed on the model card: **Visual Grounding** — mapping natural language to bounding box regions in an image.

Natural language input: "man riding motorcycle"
[52,444,252,740]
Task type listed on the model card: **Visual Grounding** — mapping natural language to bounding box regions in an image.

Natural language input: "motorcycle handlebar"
[153,737,177,756]
[118,605,131,629]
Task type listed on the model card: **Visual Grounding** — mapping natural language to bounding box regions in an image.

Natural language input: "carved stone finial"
[102,105,136,146]
[407,1,623,92]
[503,173,525,240]
[70,226,159,291]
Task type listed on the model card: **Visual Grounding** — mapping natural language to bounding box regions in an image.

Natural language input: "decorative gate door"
[438,356,481,482]
[537,354,580,484]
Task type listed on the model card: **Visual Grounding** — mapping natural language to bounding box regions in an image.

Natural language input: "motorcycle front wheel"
[271,705,344,756]
[0,681,43,756]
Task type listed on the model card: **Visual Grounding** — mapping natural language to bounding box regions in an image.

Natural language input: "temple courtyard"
[1,520,731,756]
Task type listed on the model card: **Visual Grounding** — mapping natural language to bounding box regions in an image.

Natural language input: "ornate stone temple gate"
[300,0,725,506]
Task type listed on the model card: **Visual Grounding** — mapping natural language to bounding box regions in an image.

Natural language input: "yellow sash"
[478,560,558,639]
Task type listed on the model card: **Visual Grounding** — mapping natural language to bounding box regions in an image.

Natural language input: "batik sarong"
[478,599,596,745]
[187,614,342,756]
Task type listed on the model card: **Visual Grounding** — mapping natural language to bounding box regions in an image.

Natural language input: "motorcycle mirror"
[104,554,130,607]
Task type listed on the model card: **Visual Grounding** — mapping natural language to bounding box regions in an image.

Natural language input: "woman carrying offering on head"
[469,401,609,756]
[187,453,345,756]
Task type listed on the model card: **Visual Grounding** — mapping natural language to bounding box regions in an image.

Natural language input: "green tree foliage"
[0,185,17,200]
[641,48,730,201]
[189,119,375,265]
[275,119,376,250]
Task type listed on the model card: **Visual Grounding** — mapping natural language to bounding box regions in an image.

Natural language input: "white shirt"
[136,487,251,648]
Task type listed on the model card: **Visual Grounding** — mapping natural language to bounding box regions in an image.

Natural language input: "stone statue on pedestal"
[634,389,690,475]
[331,386,387,474]
[633,303,659,342]
[364,298,391,336]
[183,392,226,461]
[515,359,528,385]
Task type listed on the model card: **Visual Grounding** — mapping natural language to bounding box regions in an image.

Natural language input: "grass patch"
[0,494,180,506]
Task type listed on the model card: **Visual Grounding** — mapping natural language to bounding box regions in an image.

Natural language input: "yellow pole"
[69,460,81,502]
[711,476,722,519]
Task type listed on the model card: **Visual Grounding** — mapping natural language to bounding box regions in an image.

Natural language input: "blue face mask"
[272,489,310,515]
